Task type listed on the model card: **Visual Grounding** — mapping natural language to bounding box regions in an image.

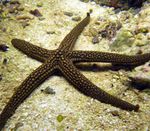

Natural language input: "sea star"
[0,13,150,130]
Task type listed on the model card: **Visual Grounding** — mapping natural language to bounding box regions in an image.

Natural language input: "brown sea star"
[0,13,150,130]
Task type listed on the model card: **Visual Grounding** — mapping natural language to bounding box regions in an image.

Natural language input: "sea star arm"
[59,58,139,111]
[58,13,90,52]
[12,39,150,66]
[0,58,56,130]
[70,51,150,65]
[12,39,54,62]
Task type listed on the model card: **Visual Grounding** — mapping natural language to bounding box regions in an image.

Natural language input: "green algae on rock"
[110,29,134,51]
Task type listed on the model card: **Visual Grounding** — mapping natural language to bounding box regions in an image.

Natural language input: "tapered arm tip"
[87,12,91,17]
[134,104,140,112]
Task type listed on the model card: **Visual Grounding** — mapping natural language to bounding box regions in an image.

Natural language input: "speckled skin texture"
[0,13,150,130]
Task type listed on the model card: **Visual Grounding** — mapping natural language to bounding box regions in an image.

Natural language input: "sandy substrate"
[0,0,150,130]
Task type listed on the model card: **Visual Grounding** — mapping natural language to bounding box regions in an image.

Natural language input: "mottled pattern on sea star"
[1,13,150,130]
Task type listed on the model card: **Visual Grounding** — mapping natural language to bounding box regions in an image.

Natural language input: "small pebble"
[1,0,11,4]
[114,8,122,14]
[57,115,64,122]
[8,1,21,13]
[37,2,43,7]
[64,11,73,17]
[89,27,98,37]
[0,44,9,52]
[46,30,55,34]
[16,15,32,20]
[129,75,150,90]
[89,9,93,14]
[0,74,2,81]
[92,36,99,44]
[1,27,6,32]
[38,17,45,21]
[8,4,19,13]
[17,6,24,11]
[110,110,120,117]
[14,122,24,130]
[92,64,99,72]
[3,58,8,65]
[80,0,89,3]
[30,9,42,17]
[72,16,81,21]
[100,30,107,38]
[21,22,30,28]
[135,28,149,34]
[136,49,143,55]
[41,86,55,94]
[128,0,144,8]
[147,33,150,40]
[10,0,20,5]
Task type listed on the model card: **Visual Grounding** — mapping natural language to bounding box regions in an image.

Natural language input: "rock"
[0,11,8,19]
[88,27,98,37]
[134,40,144,46]
[38,17,45,21]
[21,22,30,28]
[8,0,21,13]
[135,27,149,34]
[93,0,100,4]
[30,9,42,17]
[80,0,89,3]
[128,0,145,8]
[129,75,150,90]
[0,74,2,81]
[128,61,150,91]
[41,86,55,94]
[14,122,24,130]
[3,58,8,65]
[8,4,19,13]
[16,15,32,20]
[46,30,55,34]
[0,44,9,52]
[110,110,120,117]
[81,0,145,9]
[100,30,108,38]
[92,36,99,44]
[17,6,24,11]
[147,33,150,40]
[1,0,23,14]
[100,22,122,40]
[1,27,6,32]
[110,29,135,51]
[72,16,81,21]
[1,0,11,4]
[10,0,20,5]
[37,2,43,7]
[63,11,73,17]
